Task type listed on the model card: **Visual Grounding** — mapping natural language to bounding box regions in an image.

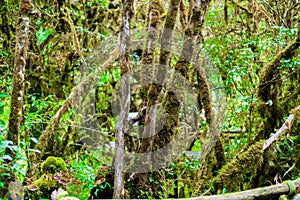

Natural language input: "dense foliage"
[0,0,299,199]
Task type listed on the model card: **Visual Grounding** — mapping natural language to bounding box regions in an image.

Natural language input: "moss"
[213,140,265,193]
[24,157,69,199]
[290,106,300,119]
[31,174,57,189]
[24,174,58,199]
[41,156,67,174]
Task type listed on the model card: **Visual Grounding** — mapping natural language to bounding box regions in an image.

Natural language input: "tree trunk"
[1,0,33,197]
[113,0,133,198]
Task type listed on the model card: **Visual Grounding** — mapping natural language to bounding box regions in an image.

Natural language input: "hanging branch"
[64,8,83,58]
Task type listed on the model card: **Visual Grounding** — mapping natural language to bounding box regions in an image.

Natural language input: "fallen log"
[186,178,300,200]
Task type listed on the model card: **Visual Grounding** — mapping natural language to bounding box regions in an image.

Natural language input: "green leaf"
[191,140,201,152]
[0,140,13,150]
[2,155,12,161]
[10,145,18,152]
[30,137,38,144]
[11,163,20,170]
[36,27,53,45]
[266,100,273,106]
[222,188,227,194]
[36,20,42,26]
[0,101,3,114]
[0,94,9,98]
[16,169,26,176]
[0,172,10,177]
[19,141,26,148]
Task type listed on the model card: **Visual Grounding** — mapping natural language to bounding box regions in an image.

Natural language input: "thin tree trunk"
[113,0,133,198]
[187,178,300,200]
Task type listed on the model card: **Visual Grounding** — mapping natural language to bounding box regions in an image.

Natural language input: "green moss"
[213,140,265,193]
[31,174,57,189]
[24,156,69,200]
[24,157,68,199]
[41,156,67,174]
[24,174,57,199]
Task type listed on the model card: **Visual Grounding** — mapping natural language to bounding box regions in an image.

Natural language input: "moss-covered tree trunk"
[0,0,33,198]
[253,22,300,187]
[128,0,182,198]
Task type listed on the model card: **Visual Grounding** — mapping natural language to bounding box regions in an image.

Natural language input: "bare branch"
[263,105,300,150]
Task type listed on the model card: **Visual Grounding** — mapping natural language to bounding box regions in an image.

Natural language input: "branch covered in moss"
[31,48,118,161]
[212,140,264,193]
[258,36,300,100]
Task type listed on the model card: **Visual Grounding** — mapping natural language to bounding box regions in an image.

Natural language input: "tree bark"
[8,0,32,151]
[113,0,133,198]
[1,0,33,197]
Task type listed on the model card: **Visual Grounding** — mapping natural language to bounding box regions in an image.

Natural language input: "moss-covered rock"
[24,174,58,199]
[24,156,68,199]
[41,156,68,174]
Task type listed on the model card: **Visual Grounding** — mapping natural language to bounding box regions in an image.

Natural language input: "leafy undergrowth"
[66,154,103,200]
